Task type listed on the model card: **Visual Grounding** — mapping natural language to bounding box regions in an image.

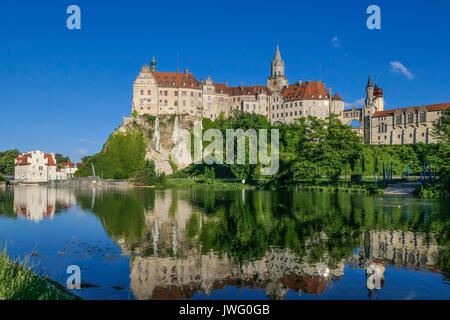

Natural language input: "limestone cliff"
[118,114,196,175]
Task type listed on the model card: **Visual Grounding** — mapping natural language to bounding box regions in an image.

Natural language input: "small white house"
[59,159,78,178]
[14,150,59,182]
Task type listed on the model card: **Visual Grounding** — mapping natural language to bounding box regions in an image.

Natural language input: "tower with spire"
[150,56,157,72]
[267,45,288,92]
[363,73,384,143]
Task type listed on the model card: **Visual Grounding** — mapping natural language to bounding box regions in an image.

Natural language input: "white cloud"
[344,97,365,109]
[331,36,340,48]
[390,61,414,80]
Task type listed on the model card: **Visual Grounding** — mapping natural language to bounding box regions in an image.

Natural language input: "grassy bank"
[414,182,449,198]
[163,177,250,190]
[260,182,385,194]
[0,249,80,300]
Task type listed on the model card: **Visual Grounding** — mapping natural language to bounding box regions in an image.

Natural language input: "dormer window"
[190,83,194,87]
[319,95,322,99]
[182,82,186,87]
[172,82,175,86]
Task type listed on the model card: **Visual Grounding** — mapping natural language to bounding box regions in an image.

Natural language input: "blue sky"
[1,0,449,161]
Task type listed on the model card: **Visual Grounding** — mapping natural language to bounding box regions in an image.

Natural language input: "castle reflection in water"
[8,186,448,299]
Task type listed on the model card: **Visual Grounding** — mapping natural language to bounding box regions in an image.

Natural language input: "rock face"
[120,114,195,175]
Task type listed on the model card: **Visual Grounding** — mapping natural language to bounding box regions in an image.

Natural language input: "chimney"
[185,68,188,77]
[225,80,228,86]
[329,87,332,98]
[298,80,302,86]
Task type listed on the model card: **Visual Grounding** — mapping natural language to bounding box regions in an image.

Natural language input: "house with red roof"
[14,150,66,182]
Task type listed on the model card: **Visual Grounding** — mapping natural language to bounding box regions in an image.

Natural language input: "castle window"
[147,90,151,95]
[396,115,402,125]
[420,112,426,122]
[407,113,414,123]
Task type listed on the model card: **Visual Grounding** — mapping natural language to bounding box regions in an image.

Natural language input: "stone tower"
[363,73,378,143]
[267,45,288,92]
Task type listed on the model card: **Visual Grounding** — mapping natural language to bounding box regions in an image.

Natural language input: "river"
[0,185,448,300]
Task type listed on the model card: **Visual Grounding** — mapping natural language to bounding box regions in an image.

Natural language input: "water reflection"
[0,186,448,300]
[10,186,76,222]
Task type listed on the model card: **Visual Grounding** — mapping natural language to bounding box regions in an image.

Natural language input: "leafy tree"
[55,153,69,164]
[75,129,147,179]
[287,115,362,184]
[135,160,165,185]
[0,149,20,175]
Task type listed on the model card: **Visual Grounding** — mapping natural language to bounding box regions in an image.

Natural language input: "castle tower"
[363,73,378,143]
[366,73,374,102]
[373,80,384,112]
[267,45,288,92]
[271,45,284,78]
[150,56,157,72]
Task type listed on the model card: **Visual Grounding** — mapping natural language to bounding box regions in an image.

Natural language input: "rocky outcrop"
[119,114,195,175]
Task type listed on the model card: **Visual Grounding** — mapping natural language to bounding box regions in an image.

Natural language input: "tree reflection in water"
[1,186,448,300]
[73,188,449,300]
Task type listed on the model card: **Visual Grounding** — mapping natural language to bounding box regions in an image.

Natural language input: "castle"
[130,46,449,144]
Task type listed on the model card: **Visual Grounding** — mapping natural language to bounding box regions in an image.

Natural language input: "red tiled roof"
[60,159,75,168]
[15,154,31,166]
[372,102,450,118]
[76,162,86,169]
[282,81,330,101]
[152,72,201,89]
[214,83,228,94]
[44,154,56,166]
[333,93,343,101]
[226,85,271,96]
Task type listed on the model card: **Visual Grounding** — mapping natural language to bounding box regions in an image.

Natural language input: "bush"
[134,160,166,186]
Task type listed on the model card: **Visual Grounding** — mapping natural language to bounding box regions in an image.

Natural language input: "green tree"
[75,129,147,179]
[54,153,69,164]
[0,149,20,175]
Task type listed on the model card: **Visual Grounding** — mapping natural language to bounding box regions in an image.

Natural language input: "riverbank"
[0,249,80,300]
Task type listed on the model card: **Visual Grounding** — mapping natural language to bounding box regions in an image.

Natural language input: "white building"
[59,159,78,178]
[14,150,65,182]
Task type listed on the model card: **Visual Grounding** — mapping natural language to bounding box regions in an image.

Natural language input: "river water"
[0,185,449,300]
